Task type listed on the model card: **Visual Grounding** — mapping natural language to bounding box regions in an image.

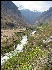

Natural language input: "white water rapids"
[1,35,27,65]
[1,31,36,65]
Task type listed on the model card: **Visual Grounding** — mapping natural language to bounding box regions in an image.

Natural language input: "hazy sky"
[12,1,52,12]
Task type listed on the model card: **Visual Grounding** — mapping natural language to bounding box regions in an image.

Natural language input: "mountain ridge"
[20,9,41,24]
[1,1,28,29]
[33,7,52,24]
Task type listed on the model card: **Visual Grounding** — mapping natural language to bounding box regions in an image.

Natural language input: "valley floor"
[1,23,52,70]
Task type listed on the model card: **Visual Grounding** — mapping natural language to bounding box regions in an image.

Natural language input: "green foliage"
[2,43,47,70]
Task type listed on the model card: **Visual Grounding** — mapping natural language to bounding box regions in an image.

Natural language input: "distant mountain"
[1,1,28,29]
[33,7,52,24]
[20,9,41,24]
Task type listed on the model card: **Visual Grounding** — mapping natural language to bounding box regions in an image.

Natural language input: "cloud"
[12,1,52,12]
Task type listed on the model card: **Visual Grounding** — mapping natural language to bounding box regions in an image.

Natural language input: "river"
[1,31,36,65]
[1,35,27,65]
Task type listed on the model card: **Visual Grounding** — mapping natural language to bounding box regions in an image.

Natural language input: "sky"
[12,1,52,12]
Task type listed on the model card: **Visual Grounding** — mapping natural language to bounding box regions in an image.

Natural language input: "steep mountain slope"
[33,7,52,24]
[1,1,27,29]
[20,9,41,24]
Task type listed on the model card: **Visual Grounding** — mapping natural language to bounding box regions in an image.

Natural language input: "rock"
[43,36,52,44]
[31,31,36,35]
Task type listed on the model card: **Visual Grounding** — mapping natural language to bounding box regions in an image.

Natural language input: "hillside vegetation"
[2,22,52,70]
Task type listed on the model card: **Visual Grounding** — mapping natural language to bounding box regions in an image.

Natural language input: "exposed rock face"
[1,1,27,29]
